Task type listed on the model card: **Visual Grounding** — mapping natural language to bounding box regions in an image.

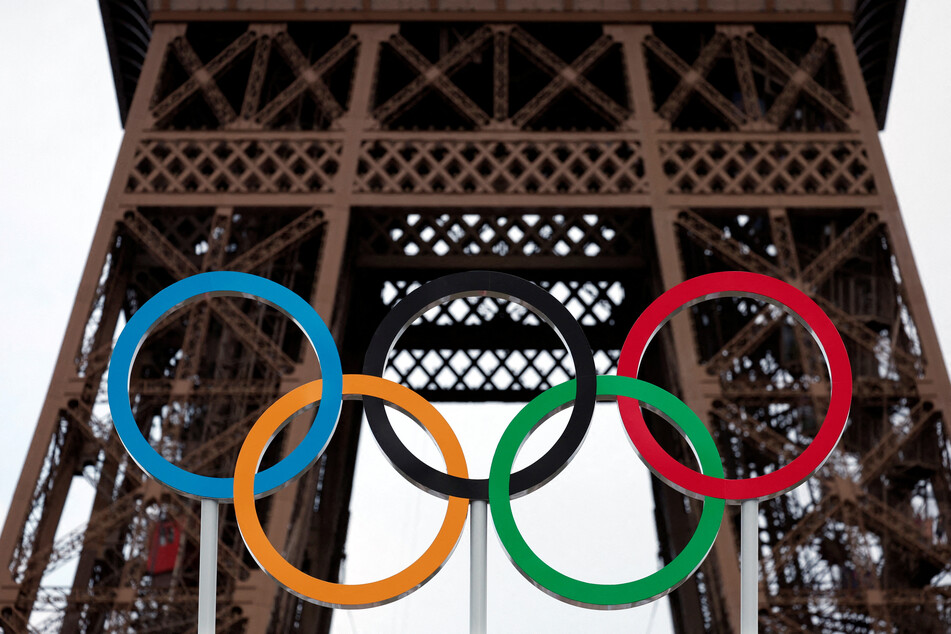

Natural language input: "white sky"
[0,2,949,632]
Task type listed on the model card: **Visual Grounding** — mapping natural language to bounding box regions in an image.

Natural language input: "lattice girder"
[4,16,950,634]
[372,23,629,132]
[151,24,357,131]
[127,138,343,195]
[678,200,948,630]
[357,272,638,401]
[354,209,649,265]
[355,137,647,196]
[645,25,854,132]
[376,28,494,128]
[661,137,876,196]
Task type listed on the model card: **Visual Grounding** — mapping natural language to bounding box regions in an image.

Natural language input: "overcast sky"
[1,2,949,633]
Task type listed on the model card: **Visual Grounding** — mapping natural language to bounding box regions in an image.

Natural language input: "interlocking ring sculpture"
[108,270,851,611]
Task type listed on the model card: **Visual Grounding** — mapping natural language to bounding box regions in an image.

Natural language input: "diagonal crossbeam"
[375,28,493,127]
[25,486,252,592]
[227,207,325,274]
[684,210,919,381]
[657,32,729,123]
[240,31,274,120]
[509,29,628,127]
[709,284,920,384]
[23,401,268,593]
[20,492,142,588]
[179,406,271,474]
[678,210,789,376]
[836,501,887,598]
[730,35,762,118]
[121,210,296,373]
[64,402,140,488]
[152,31,257,125]
[713,400,796,462]
[644,34,746,129]
[746,33,852,126]
[770,495,842,576]
[255,31,358,126]
[676,210,784,277]
[177,209,232,378]
[859,401,939,486]
[705,306,785,376]
[121,210,197,279]
[769,208,802,280]
[812,294,920,379]
[170,37,238,124]
[800,210,881,289]
[769,208,830,410]
[855,494,951,568]
[493,28,510,120]
[764,37,832,127]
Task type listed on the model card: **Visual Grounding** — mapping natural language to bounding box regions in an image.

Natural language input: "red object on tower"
[146,519,180,576]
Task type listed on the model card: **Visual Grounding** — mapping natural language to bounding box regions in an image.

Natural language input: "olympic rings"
[363,271,597,501]
[106,269,853,613]
[107,271,343,501]
[489,375,725,609]
[233,374,469,608]
[617,271,852,502]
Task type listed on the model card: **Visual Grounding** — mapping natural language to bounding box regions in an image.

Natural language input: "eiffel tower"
[5,1,948,632]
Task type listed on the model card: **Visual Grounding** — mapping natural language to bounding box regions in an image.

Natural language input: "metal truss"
[2,14,948,634]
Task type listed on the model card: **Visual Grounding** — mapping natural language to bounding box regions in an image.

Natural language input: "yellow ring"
[233,374,469,608]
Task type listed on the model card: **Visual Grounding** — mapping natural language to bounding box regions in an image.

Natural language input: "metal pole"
[741,499,759,634]
[199,498,219,634]
[470,499,487,634]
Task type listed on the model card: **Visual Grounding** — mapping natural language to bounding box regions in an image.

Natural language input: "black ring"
[362,271,597,500]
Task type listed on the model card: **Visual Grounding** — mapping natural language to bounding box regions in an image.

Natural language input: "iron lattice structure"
[3,1,947,632]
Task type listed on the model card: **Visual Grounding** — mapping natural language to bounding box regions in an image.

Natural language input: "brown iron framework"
[4,1,950,632]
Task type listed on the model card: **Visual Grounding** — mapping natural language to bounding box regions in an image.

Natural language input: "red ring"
[617,271,852,502]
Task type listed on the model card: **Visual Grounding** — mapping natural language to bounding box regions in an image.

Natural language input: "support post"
[470,499,487,634]
[199,499,219,634]
[741,499,759,634]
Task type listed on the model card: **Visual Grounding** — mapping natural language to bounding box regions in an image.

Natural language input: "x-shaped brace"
[685,208,918,379]
[645,33,747,129]
[658,32,732,123]
[374,27,493,127]
[254,31,358,127]
[120,210,298,373]
[747,33,852,127]
[761,38,832,126]
[509,27,629,128]
[647,32,852,131]
[151,31,257,126]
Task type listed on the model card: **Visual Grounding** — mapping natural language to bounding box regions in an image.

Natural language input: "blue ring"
[107,271,343,500]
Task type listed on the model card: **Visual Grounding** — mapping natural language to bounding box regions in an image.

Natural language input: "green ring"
[488,375,725,609]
